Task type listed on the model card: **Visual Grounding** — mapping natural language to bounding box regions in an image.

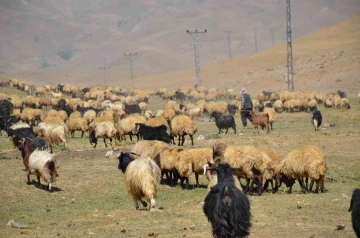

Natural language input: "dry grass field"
[0,14,360,238]
[0,93,359,238]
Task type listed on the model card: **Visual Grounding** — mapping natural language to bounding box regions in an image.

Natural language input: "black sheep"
[135,123,171,144]
[210,111,236,134]
[310,107,322,131]
[203,163,251,237]
[337,90,347,99]
[117,152,134,173]
[124,104,142,114]
[349,188,360,238]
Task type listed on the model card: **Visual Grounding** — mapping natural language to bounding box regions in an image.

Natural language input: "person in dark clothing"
[240,88,253,127]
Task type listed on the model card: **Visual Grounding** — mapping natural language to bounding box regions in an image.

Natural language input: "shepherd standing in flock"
[240,88,253,129]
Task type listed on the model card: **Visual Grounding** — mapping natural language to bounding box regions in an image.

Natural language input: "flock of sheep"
[0,79,358,237]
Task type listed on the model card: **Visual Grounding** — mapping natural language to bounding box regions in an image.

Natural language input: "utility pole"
[187,29,207,85]
[99,66,110,85]
[286,0,294,92]
[269,27,275,47]
[254,28,258,53]
[124,52,137,88]
[224,30,232,60]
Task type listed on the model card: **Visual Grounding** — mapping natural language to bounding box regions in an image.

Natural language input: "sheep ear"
[348,198,353,212]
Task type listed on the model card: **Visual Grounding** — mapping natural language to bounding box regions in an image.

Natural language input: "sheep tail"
[44,160,58,183]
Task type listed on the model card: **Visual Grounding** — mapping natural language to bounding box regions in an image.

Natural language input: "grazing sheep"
[348,188,360,238]
[38,122,69,148]
[89,121,116,148]
[117,114,146,141]
[263,107,275,130]
[212,143,268,195]
[117,152,161,211]
[156,147,193,188]
[310,107,322,131]
[258,146,282,192]
[273,100,283,113]
[83,109,97,124]
[340,98,350,109]
[131,140,170,160]
[43,116,64,125]
[203,163,251,238]
[276,145,327,194]
[66,117,89,138]
[170,115,197,146]
[210,111,236,134]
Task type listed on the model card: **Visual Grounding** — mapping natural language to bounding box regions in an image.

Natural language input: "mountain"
[0,0,359,85]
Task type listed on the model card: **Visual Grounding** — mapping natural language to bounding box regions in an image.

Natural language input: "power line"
[99,66,110,85]
[254,28,258,53]
[224,31,232,60]
[124,52,137,88]
[187,29,207,85]
[286,0,294,92]
[269,27,275,47]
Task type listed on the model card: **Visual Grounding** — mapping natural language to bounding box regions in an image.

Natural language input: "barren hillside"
[0,0,359,84]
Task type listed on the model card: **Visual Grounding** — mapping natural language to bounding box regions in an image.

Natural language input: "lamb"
[276,145,327,194]
[89,121,116,148]
[66,117,89,138]
[117,152,161,211]
[250,111,270,134]
[170,115,197,146]
[210,111,236,134]
[38,122,69,148]
[203,163,251,238]
[348,188,360,238]
[310,107,322,131]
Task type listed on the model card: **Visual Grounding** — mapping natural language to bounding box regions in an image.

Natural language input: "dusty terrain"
[0,14,359,238]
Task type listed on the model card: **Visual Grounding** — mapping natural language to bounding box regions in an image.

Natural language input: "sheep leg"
[177,136,181,146]
[71,131,75,138]
[26,171,31,185]
[189,135,194,146]
[181,135,185,146]
[297,178,306,193]
[129,135,133,141]
[225,128,229,134]
[150,196,157,210]
[270,121,273,130]
[140,199,148,208]
[37,176,42,189]
[133,198,140,210]
[243,178,251,193]
[81,131,84,138]
[195,173,199,187]
[103,138,107,147]
[263,180,270,191]
[257,176,263,195]
[233,125,236,134]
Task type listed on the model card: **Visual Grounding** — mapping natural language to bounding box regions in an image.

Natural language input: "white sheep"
[27,149,58,192]
[89,121,116,148]
[38,122,68,148]
[117,152,161,211]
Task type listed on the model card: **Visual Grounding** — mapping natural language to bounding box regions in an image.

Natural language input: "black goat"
[175,91,186,102]
[135,123,171,143]
[210,111,236,134]
[124,104,142,114]
[0,115,18,136]
[349,188,360,238]
[76,105,102,116]
[337,90,347,99]
[203,163,252,238]
[310,107,322,131]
